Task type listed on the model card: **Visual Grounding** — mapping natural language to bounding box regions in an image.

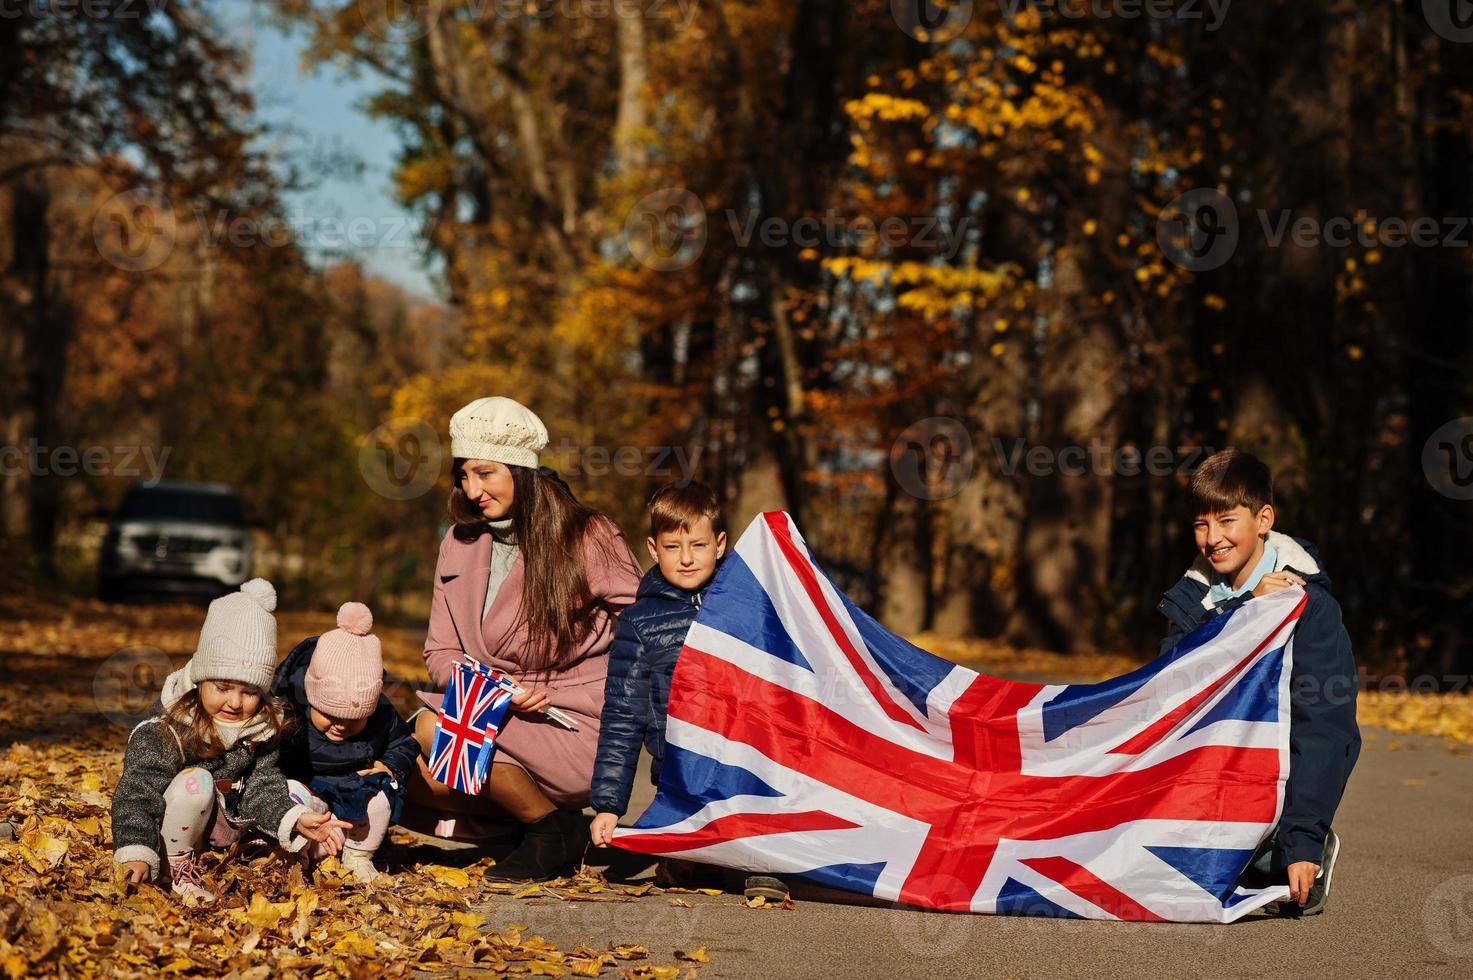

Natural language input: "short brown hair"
[1188,450,1273,517]
[648,481,723,539]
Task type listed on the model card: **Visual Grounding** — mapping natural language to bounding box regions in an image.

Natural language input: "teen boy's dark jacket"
[590,561,720,816]
[1157,531,1360,867]
[270,636,420,795]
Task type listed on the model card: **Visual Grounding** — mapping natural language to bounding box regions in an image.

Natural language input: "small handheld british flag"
[428,660,516,795]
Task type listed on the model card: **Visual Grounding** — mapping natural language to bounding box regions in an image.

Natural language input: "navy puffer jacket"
[1158,533,1360,867]
[589,562,718,816]
[271,636,421,802]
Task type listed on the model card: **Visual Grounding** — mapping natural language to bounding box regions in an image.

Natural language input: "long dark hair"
[449,459,624,672]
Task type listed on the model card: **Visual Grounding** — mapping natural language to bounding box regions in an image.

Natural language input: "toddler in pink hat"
[270,602,420,883]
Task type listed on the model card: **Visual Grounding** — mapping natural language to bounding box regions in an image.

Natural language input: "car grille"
[131,534,219,557]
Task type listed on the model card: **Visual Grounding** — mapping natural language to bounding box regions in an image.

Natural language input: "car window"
[118,488,245,526]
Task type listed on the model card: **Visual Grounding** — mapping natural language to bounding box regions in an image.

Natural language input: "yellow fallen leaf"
[74,816,102,837]
[423,865,470,888]
[612,945,649,960]
[514,884,542,899]
[243,893,293,931]
[675,947,709,963]
[528,961,564,976]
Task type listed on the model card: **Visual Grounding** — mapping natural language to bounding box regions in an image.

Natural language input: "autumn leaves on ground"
[0,580,720,979]
[3,579,1471,978]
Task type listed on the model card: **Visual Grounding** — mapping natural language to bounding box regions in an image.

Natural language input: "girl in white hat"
[110,579,352,903]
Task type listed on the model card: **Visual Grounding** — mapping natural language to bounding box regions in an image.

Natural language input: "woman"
[405,396,641,882]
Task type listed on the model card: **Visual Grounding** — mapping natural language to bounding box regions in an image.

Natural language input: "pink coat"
[418,519,641,806]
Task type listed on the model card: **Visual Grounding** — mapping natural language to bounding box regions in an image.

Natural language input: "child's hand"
[1286,860,1319,905]
[1252,571,1305,597]
[590,812,619,847]
[509,688,551,715]
[120,860,151,883]
[295,811,354,855]
[356,761,393,778]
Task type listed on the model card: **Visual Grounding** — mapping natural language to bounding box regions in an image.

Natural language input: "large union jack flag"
[614,512,1303,922]
[428,661,515,795]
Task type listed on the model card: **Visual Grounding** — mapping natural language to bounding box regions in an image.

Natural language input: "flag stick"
[461,656,579,730]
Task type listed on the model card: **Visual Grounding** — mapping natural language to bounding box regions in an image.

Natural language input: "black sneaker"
[743,875,789,902]
[1299,829,1339,916]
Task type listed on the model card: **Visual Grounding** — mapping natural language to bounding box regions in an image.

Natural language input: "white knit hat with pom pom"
[189,578,279,691]
[304,601,384,720]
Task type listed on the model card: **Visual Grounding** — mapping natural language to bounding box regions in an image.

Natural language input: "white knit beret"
[189,578,279,691]
[449,396,548,469]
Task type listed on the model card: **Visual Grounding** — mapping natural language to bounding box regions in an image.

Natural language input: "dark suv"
[97,481,255,601]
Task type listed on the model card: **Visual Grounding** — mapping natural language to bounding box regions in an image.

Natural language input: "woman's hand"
[295,811,354,855]
[120,860,151,883]
[590,812,619,847]
[509,687,551,715]
[357,761,393,778]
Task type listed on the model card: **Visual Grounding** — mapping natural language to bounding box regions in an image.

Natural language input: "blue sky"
[219,1,442,300]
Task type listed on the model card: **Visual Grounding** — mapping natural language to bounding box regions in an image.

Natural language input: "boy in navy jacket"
[588,482,788,902]
[1158,450,1359,915]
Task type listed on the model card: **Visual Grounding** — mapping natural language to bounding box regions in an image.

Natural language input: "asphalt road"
[476,727,1473,979]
